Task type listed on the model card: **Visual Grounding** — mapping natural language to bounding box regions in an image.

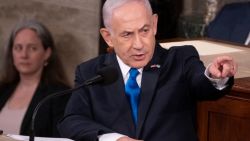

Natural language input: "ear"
[44,47,52,61]
[152,14,158,35]
[100,28,114,47]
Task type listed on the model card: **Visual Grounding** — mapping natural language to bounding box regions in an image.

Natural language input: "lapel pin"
[150,64,161,68]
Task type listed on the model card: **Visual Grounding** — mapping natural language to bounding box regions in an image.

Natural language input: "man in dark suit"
[206,2,250,45]
[58,0,237,141]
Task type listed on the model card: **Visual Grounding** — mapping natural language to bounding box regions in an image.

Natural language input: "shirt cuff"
[205,64,229,90]
[98,133,126,141]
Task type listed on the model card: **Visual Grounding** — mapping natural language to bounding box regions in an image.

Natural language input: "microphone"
[29,66,118,141]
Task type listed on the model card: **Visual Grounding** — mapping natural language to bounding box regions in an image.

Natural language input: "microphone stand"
[29,82,86,141]
[29,66,117,141]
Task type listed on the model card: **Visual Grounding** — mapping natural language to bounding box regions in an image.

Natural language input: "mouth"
[19,62,31,66]
[133,53,146,61]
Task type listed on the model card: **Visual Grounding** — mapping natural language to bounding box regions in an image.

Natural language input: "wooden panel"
[209,112,250,141]
[197,77,250,141]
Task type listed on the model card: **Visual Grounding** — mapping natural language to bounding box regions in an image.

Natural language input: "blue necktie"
[125,68,140,125]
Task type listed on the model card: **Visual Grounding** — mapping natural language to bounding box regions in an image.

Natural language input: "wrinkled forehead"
[110,4,153,35]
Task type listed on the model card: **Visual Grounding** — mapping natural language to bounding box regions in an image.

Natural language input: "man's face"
[101,2,158,68]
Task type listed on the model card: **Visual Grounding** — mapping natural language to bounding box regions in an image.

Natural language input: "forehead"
[15,28,39,38]
[13,28,43,46]
[15,28,37,38]
[111,1,151,30]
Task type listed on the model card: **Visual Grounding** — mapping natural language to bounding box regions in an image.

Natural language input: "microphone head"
[97,66,118,85]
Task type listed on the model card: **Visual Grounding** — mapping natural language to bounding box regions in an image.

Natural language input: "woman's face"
[12,28,51,77]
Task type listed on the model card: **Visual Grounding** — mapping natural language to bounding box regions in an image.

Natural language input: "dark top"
[0,81,70,137]
[58,44,234,141]
[206,2,250,45]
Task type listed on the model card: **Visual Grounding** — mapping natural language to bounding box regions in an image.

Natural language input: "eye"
[143,28,149,33]
[139,26,150,36]
[30,46,37,51]
[13,45,22,51]
[141,28,150,35]
[121,32,132,38]
[28,45,38,51]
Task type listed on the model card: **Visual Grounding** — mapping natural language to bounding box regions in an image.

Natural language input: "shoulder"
[48,83,70,91]
[153,45,200,69]
[75,53,116,77]
[39,82,70,95]
[77,54,105,69]
[159,44,199,58]
[0,82,17,98]
[37,82,71,104]
[0,83,17,108]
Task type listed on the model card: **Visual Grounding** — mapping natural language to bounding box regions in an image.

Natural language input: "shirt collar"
[116,55,143,78]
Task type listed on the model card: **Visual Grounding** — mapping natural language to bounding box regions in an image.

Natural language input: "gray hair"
[6,20,54,51]
[102,0,153,30]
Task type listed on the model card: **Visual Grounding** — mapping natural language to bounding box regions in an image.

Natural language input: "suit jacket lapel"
[136,44,163,137]
[102,53,136,133]
[102,53,127,107]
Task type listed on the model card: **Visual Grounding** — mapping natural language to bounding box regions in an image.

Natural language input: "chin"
[131,61,148,69]
[18,69,38,75]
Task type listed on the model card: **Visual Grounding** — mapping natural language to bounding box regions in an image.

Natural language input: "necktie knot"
[129,68,139,79]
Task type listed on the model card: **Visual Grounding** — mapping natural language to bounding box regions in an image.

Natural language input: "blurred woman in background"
[0,20,71,137]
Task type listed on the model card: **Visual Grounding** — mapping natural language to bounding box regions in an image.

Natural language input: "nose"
[133,34,143,49]
[20,48,29,58]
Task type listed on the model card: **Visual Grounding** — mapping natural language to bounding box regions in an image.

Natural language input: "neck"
[19,73,42,87]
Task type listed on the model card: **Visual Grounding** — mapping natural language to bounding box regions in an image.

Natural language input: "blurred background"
[0,0,248,85]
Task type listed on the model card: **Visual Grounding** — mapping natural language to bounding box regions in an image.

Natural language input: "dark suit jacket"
[205,2,250,45]
[58,44,233,141]
[0,81,70,137]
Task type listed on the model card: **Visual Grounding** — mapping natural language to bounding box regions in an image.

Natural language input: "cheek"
[12,53,20,65]
[144,37,155,57]
[113,39,132,54]
[31,53,47,65]
[114,46,129,58]
[142,36,154,50]
[12,50,19,58]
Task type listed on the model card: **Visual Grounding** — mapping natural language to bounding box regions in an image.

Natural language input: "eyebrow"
[139,24,150,31]
[120,24,151,34]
